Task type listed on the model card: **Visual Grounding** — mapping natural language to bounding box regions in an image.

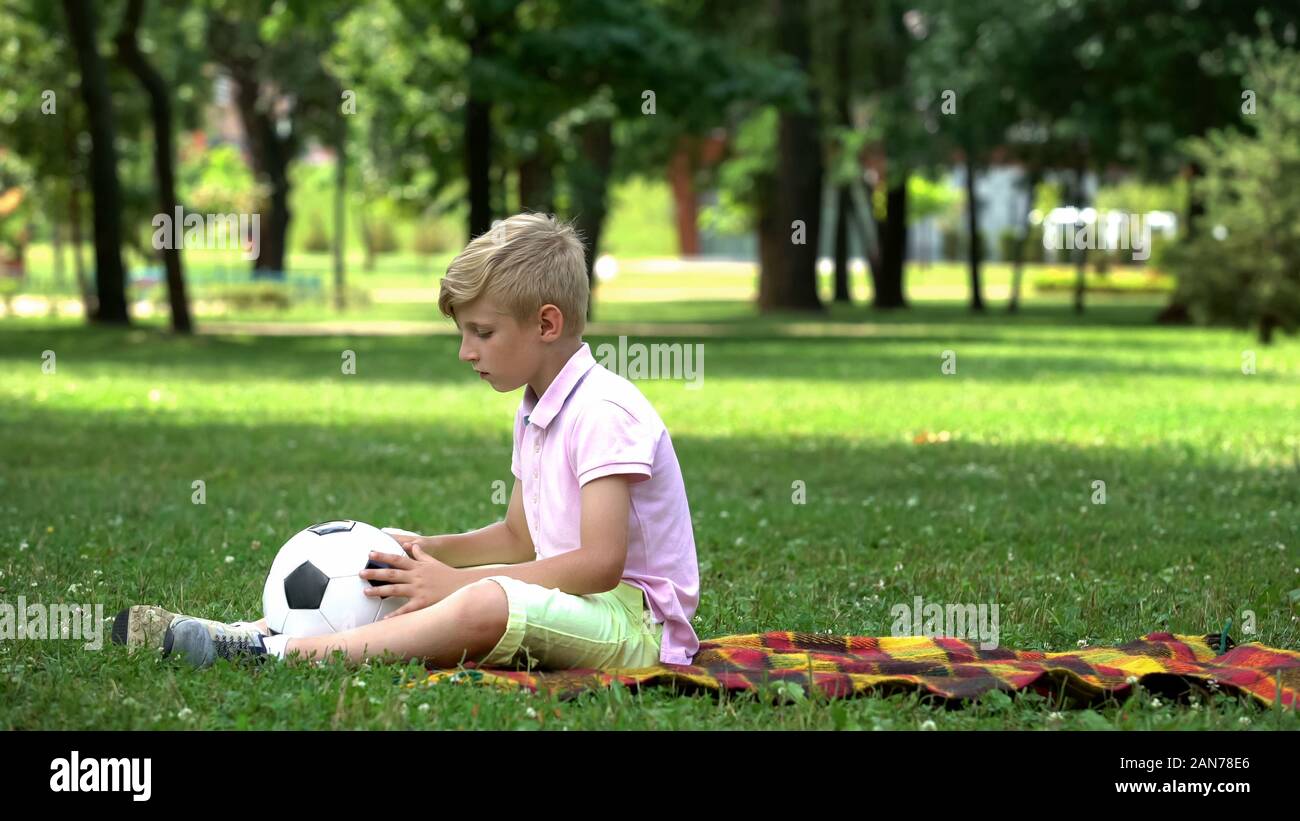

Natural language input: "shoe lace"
[214,631,263,659]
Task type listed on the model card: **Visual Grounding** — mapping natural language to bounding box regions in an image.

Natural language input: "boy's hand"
[381,528,440,558]
[359,544,458,619]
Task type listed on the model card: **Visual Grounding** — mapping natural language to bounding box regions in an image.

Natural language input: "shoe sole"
[112,605,176,652]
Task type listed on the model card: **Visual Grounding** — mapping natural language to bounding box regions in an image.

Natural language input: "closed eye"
[476,331,493,339]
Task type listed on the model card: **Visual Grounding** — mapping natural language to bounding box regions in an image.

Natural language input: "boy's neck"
[528,337,584,399]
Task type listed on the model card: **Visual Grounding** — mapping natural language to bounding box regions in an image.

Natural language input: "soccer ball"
[262,520,409,637]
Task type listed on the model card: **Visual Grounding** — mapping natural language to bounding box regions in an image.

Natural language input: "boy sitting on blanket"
[114,213,701,671]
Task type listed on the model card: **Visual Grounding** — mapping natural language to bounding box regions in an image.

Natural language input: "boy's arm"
[452,474,631,595]
[418,479,536,568]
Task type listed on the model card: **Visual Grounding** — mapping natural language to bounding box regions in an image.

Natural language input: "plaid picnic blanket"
[409,631,1299,708]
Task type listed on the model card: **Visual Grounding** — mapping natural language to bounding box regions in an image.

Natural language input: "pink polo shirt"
[509,341,700,666]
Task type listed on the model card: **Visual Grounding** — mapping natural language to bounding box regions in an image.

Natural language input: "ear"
[537,303,565,341]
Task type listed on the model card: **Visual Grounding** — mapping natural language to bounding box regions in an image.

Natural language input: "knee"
[446,579,510,639]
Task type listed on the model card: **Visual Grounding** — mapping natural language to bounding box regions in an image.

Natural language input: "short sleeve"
[570,400,658,487]
[510,402,525,481]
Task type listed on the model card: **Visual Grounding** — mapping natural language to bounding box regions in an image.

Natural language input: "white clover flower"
[919,719,936,731]
[224,555,235,564]
[1239,716,1251,725]
[1126,675,1139,685]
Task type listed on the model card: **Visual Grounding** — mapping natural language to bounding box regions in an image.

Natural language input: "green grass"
[1,299,1298,729]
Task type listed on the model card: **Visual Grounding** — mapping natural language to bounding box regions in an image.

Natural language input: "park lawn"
[1,300,1298,730]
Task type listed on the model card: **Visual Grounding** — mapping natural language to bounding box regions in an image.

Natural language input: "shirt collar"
[522,342,598,430]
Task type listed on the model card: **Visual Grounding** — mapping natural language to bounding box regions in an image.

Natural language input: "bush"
[1163,36,1300,343]
[1032,269,1175,295]
[940,227,986,262]
[206,282,293,312]
[412,219,455,256]
[301,213,330,253]
[998,225,1046,264]
[362,218,398,256]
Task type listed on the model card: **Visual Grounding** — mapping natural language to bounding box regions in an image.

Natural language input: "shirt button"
[534,443,541,453]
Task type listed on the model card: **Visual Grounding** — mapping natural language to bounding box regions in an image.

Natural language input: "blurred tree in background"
[1163,34,1300,343]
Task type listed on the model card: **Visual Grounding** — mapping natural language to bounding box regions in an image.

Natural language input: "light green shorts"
[474,567,664,671]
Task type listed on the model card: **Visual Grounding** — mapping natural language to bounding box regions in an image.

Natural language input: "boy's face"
[454,296,541,392]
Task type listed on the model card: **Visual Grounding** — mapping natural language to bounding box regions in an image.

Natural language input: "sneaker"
[111,605,218,653]
[113,606,267,654]
[163,617,269,669]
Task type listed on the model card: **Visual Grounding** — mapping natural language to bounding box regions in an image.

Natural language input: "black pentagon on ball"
[364,558,394,587]
[284,561,331,609]
[307,520,356,536]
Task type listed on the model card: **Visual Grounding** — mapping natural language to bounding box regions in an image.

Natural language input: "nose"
[458,335,476,364]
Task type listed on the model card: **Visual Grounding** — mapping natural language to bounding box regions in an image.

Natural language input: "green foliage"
[1032,269,1174,295]
[1164,36,1300,342]
[362,216,399,256]
[998,225,1046,264]
[205,282,294,312]
[411,218,458,257]
[1094,178,1187,215]
[301,213,331,254]
[698,108,778,236]
[179,145,258,215]
[906,175,962,223]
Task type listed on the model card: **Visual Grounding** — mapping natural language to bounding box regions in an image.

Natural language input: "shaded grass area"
[1,303,1298,729]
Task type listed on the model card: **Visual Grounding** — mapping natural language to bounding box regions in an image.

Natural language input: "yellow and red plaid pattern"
[408,631,1299,708]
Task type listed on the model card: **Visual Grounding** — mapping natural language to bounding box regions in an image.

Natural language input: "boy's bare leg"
[279,580,509,667]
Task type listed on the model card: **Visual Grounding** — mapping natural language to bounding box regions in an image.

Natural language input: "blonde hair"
[438,212,588,336]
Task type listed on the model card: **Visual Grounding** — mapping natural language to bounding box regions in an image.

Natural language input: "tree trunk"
[1008,166,1040,313]
[465,18,493,239]
[1155,161,1200,325]
[518,136,556,215]
[333,121,347,311]
[51,217,64,291]
[854,176,884,282]
[756,171,785,303]
[62,0,129,325]
[568,118,614,320]
[358,207,375,272]
[761,0,823,313]
[115,0,192,333]
[876,181,908,308]
[1259,313,1277,345]
[833,184,852,303]
[67,177,90,315]
[667,137,700,256]
[1072,163,1087,315]
[231,84,292,277]
[964,153,985,312]
[208,15,295,277]
[831,0,852,305]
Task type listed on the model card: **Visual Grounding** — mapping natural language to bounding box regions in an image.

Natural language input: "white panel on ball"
[279,608,336,638]
[318,575,383,632]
